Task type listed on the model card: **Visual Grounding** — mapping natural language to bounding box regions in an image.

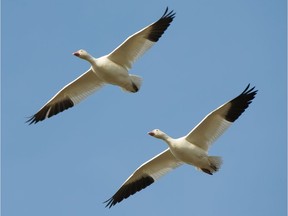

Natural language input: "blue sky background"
[2,0,287,215]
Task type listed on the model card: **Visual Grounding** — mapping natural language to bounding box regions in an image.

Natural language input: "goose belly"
[170,143,208,167]
[93,57,130,86]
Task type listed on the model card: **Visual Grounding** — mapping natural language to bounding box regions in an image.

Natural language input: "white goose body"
[170,138,209,168]
[27,8,175,124]
[149,131,221,175]
[105,84,257,208]
[85,54,133,91]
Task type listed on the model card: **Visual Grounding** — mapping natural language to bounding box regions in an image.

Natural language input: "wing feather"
[104,149,182,208]
[107,7,175,70]
[185,84,257,151]
[27,69,104,124]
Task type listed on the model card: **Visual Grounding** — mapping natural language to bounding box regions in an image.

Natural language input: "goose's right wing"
[27,69,104,124]
[104,148,182,208]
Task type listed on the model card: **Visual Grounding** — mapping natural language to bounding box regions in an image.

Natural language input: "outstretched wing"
[107,7,175,70]
[104,148,182,208]
[27,69,104,124]
[185,84,257,151]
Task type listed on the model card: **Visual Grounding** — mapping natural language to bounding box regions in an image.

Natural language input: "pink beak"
[73,52,80,57]
[148,131,155,136]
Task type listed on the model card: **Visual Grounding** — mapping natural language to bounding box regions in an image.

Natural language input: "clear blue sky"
[2,0,287,215]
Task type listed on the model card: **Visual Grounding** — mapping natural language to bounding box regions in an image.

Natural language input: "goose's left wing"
[107,7,175,70]
[185,84,257,151]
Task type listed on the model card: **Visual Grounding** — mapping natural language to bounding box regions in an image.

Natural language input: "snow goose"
[27,7,175,124]
[104,84,257,208]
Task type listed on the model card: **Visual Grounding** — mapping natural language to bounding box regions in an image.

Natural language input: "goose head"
[73,49,91,60]
[148,129,167,139]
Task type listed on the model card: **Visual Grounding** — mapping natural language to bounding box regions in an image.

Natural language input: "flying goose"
[104,84,257,208]
[27,7,175,124]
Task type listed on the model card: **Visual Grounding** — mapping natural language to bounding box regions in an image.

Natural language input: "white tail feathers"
[199,156,223,175]
[208,156,223,173]
[120,75,142,93]
[129,74,142,92]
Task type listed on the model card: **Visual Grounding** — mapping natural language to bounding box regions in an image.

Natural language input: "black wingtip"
[161,7,176,19]
[225,84,258,122]
[25,106,51,125]
[104,197,114,209]
[25,115,38,125]
[26,97,74,125]
[104,176,154,208]
[240,84,258,102]
[146,7,176,42]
